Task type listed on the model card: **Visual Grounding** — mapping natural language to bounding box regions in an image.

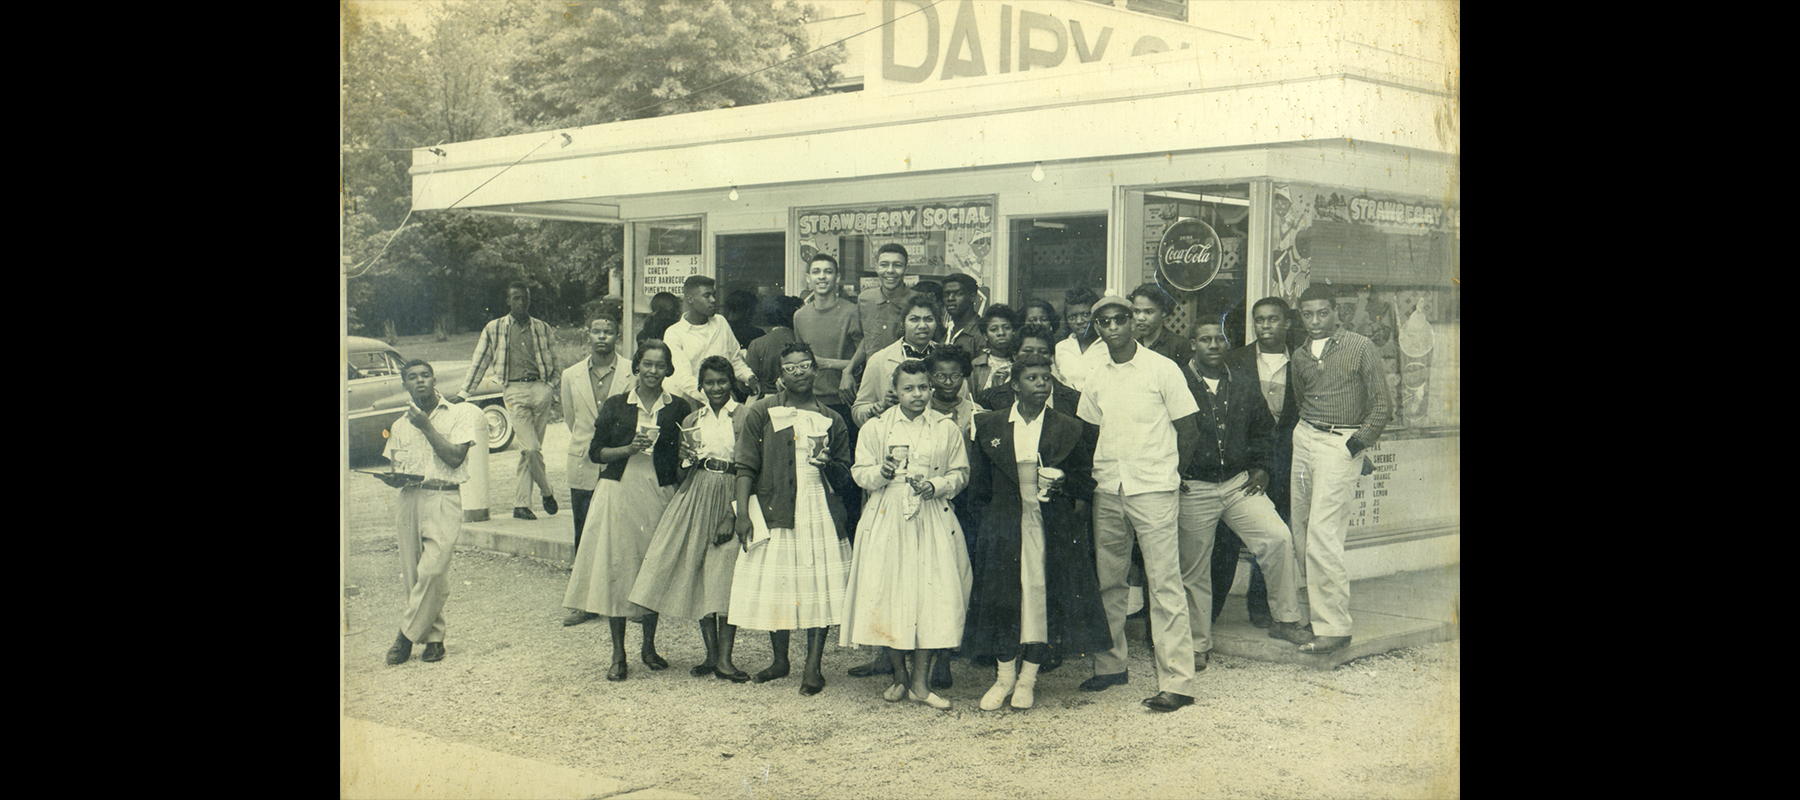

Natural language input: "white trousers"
[1177,471,1303,653]
[1092,489,1196,697]
[1290,425,1362,638]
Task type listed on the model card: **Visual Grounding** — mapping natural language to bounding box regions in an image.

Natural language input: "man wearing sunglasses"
[1075,295,1202,713]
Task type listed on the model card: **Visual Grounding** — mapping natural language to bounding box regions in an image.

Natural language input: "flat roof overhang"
[409,39,1457,221]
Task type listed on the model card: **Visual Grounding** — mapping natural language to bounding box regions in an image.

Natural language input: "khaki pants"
[397,486,462,643]
[504,381,554,508]
[1290,426,1362,638]
[1092,489,1197,697]
[1177,472,1303,654]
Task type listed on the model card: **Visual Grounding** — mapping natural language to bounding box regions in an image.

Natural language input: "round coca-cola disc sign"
[1156,218,1224,292]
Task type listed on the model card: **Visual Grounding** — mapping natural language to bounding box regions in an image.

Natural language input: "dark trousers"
[827,402,864,540]
[570,487,594,555]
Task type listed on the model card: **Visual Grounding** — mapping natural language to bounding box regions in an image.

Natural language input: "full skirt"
[561,452,675,617]
[628,467,740,619]
[838,483,972,650]
[727,467,852,630]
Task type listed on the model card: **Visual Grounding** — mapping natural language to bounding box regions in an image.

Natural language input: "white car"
[345,336,511,462]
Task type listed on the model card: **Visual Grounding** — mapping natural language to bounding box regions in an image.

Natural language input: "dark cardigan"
[589,390,693,486]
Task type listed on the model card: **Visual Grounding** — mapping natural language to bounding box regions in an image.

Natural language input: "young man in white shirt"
[661,275,760,405]
[1075,295,1203,712]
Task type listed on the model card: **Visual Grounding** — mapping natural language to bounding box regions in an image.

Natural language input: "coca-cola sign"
[1156,217,1223,292]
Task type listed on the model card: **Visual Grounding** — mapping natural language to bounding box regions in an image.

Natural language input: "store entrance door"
[1007,214,1107,334]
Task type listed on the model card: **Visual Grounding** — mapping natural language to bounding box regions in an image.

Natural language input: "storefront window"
[1136,184,1251,338]
[794,196,998,297]
[630,216,703,340]
[716,232,786,328]
[1009,214,1107,326]
[1275,184,1460,431]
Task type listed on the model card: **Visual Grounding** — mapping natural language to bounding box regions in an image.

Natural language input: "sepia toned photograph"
[341,1,1459,797]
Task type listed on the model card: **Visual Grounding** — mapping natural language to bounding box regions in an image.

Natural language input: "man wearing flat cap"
[1075,294,1203,713]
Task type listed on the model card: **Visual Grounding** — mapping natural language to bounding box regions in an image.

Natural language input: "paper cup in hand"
[807,434,827,461]
[639,425,660,446]
[1036,466,1064,503]
[888,445,910,473]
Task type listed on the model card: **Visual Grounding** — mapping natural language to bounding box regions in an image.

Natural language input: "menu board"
[1343,434,1459,540]
[641,254,703,298]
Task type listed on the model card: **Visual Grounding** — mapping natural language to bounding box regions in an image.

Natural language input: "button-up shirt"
[1291,329,1392,444]
[689,398,741,461]
[857,284,919,356]
[589,354,629,404]
[1142,326,1195,365]
[461,314,559,397]
[1179,360,1273,483]
[1055,335,1099,393]
[939,317,984,358]
[383,394,482,485]
[662,313,758,404]
[625,386,674,434]
[928,392,981,439]
[1076,344,1198,495]
[1009,403,1046,464]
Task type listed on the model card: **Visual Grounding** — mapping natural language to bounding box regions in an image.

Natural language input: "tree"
[500,0,845,129]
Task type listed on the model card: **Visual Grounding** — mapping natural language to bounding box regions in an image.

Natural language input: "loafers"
[543,495,559,515]
[1268,620,1315,645]
[714,666,751,683]
[1079,671,1128,692]
[642,652,669,670]
[421,642,445,663]
[385,631,413,665]
[563,610,599,627]
[607,661,628,682]
[513,507,538,520]
[1142,691,1194,712]
[1297,635,1352,655]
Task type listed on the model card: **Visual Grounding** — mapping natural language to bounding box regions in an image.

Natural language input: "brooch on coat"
[988,437,1002,449]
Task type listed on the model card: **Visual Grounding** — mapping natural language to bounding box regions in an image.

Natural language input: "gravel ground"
[342,541,1459,800]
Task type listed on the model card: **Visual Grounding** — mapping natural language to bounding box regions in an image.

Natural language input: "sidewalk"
[457,513,1460,671]
[342,716,698,800]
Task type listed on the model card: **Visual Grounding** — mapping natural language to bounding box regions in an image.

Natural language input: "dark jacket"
[1177,357,1273,483]
[1225,344,1299,499]
[733,391,852,533]
[961,405,1112,659]
[975,376,1082,419]
[590,391,693,486]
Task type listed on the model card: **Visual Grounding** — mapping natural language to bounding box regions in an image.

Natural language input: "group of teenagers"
[380,242,1392,716]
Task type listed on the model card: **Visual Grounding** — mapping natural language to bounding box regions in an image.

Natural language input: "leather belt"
[699,458,736,474]
[418,479,461,491]
[508,377,541,383]
[1302,419,1360,434]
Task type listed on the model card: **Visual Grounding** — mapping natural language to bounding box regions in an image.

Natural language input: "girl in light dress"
[561,340,692,682]
[629,356,750,683]
[840,359,973,709]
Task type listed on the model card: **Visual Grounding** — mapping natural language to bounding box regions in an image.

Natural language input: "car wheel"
[481,403,513,452]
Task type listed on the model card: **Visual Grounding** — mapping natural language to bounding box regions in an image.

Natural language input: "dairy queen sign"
[1156,217,1224,292]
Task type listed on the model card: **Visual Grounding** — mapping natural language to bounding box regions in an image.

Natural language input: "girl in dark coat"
[961,354,1111,710]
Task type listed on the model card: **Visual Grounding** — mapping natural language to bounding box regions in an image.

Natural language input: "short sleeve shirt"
[1076,344,1199,495]
[383,395,482,484]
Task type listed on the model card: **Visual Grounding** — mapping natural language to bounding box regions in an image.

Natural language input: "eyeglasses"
[1094,314,1133,327]
[929,371,964,383]
[780,363,816,375]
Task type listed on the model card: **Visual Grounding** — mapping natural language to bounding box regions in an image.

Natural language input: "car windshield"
[350,350,404,378]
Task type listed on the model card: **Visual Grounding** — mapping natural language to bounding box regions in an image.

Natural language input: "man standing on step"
[1289,284,1393,655]
[452,281,561,522]
[1175,318,1315,671]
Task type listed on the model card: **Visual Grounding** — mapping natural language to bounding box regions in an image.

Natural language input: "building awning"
[410,37,1455,221]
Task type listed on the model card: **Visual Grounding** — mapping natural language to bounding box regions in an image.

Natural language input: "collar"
[1305,330,1344,356]
[1143,328,1167,350]
[698,398,740,419]
[589,353,619,373]
[875,284,915,307]
[626,387,673,409]
[897,406,946,426]
[901,340,932,359]
[1189,359,1235,386]
[771,389,823,411]
[1008,402,1047,426]
[415,393,452,414]
[506,314,534,329]
[679,313,715,329]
